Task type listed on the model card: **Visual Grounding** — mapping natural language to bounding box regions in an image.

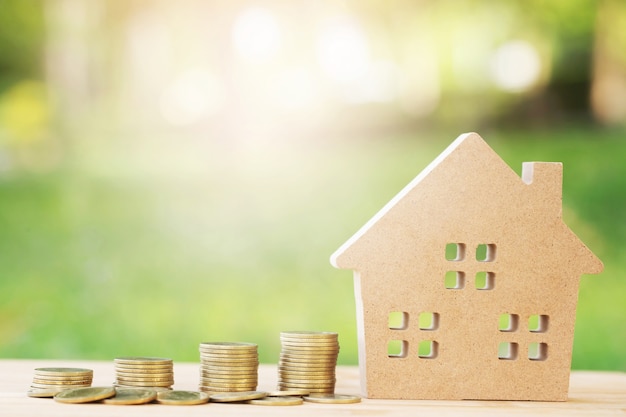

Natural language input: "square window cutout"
[388,311,409,330]
[418,340,438,359]
[387,340,408,358]
[528,342,548,361]
[498,314,519,332]
[475,271,495,290]
[445,243,466,261]
[498,342,518,360]
[418,312,439,330]
[476,244,497,262]
[528,314,549,333]
[445,271,465,289]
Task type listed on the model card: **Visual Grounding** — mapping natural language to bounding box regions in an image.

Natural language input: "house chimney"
[521,162,563,213]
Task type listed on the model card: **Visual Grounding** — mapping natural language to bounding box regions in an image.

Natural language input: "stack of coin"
[113,357,174,390]
[278,331,339,394]
[198,342,259,393]
[27,368,93,397]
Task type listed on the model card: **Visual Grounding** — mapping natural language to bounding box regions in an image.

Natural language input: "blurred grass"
[0,126,624,370]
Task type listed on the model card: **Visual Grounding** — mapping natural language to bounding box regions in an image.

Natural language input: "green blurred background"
[0,0,624,370]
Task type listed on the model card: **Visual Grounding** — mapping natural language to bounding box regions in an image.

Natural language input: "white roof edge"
[331,132,477,267]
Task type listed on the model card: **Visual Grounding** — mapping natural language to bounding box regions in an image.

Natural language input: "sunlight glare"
[490,40,541,92]
[159,69,221,126]
[232,7,281,64]
[316,16,371,85]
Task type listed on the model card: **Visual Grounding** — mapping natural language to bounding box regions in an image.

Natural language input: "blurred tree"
[0,0,45,90]
[591,0,626,125]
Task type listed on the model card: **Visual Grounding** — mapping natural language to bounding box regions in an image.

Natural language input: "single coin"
[199,350,259,357]
[199,342,257,350]
[209,390,267,403]
[279,377,336,384]
[113,384,172,392]
[116,375,174,382]
[102,388,157,405]
[249,396,303,406]
[115,380,173,387]
[31,382,91,390]
[34,368,92,376]
[199,380,257,388]
[114,357,172,365]
[27,387,67,398]
[114,367,173,374]
[156,390,209,405]
[280,331,338,338]
[268,389,310,397]
[54,386,116,404]
[199,386,248,393]
[200,354,258,361]
[32,377,92,385]
[33,374,93,381]
[303,394,361,404]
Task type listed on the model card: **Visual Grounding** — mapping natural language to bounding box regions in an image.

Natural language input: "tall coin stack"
[198,342,259,393]
[113,357,174,390]
[28,368,93,397]
[278,331,339,394]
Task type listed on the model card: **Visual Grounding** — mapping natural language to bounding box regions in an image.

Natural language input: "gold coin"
[279,376,336,383]
[199,350,258,357]
[115,380,173,387]
[34,368,93,377]
[31,383,91,390]
[199,386,240,393]
[33,374,93,381]
[113,384,172,392]
[156,390,210,405]
[280,331,338,338]
[279,382,336,390]
[199,342,257,350]
[209,390,267,402]
[297,387,334,394]
[54,386,116,404]
[201,382,257,389]
[279,369,335,376]
[249,396,303,406]
[280,339,339,345]
[114,357,172,365]
[27,387,68,398]
[268,389,310,396]
[32,378,92,385]
[114,366,173,374]
[116,375,174,382]
[303,394,361,404]
[102,388,157,405]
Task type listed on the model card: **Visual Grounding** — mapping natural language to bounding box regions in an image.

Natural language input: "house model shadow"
[330,132,603,401]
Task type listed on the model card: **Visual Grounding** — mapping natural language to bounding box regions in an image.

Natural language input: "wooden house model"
[330,132,603,401]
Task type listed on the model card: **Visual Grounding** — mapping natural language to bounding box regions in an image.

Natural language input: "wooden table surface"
[1,359,625,416]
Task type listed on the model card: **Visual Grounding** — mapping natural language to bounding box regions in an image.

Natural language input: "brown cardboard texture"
[330,132,603,401]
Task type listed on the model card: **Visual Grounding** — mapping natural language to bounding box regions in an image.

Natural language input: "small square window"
[528,342,548,361]
[498,342,518,360]
[528,315,549,333]
[388,340,408,358]
[418,312,439,330]
[418,340,438,359]
[445,243,466,261]
[498,314,519,332]
[388,311,409,330]
[475,271,495,290]
[476,244,496,262]
[445,271,465,289]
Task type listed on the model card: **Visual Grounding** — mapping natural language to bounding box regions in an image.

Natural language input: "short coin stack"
[27,368,93,398]
[278,331,339,394]
[198,342,259,393]
[113,357,174,390]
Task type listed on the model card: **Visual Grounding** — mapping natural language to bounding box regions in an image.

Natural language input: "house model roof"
[331,132,603,401]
